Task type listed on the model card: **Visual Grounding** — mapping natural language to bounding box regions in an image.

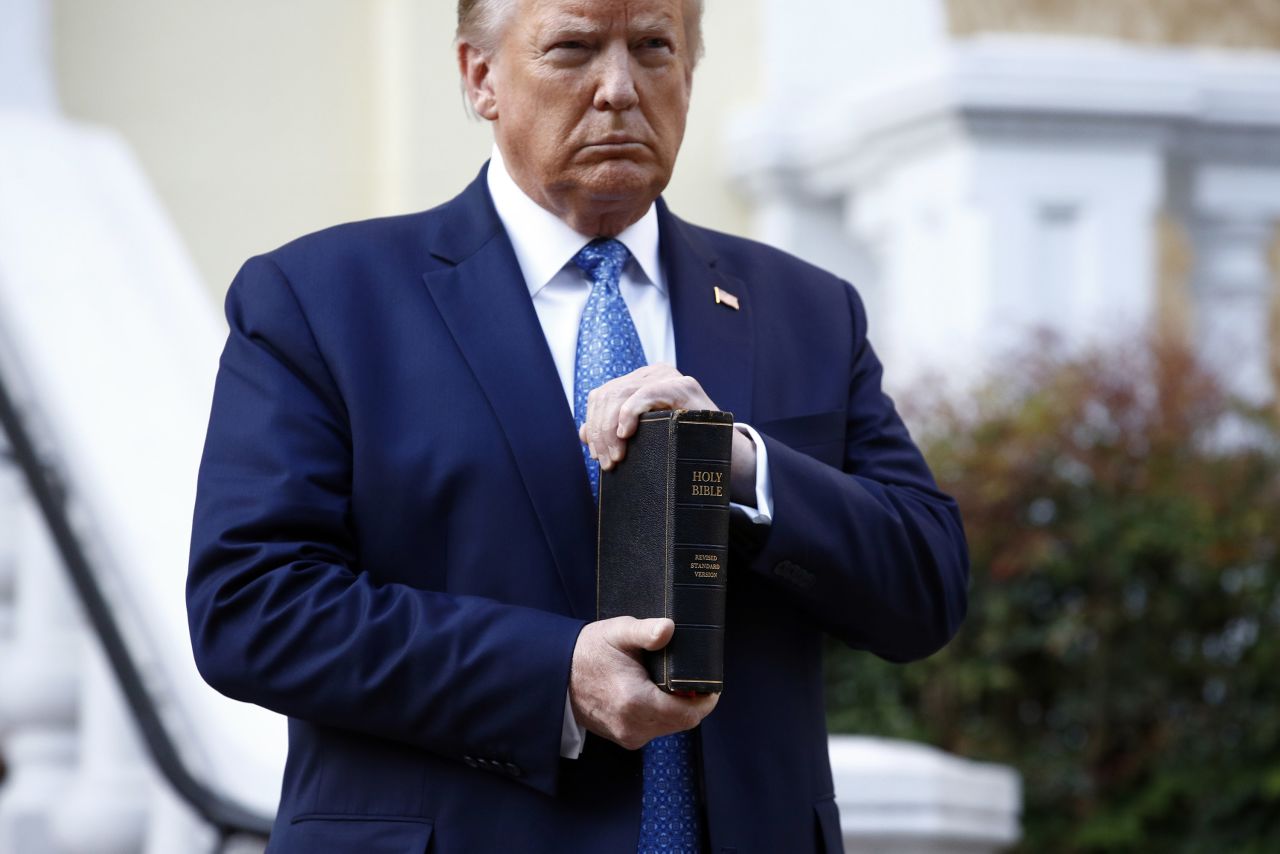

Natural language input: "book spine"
[659,413,732,694]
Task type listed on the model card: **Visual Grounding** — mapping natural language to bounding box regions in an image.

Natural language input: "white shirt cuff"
[729,422,773,525]
[560,689,587,759]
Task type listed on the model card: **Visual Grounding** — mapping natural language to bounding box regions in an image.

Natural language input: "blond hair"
[456,0,705,64]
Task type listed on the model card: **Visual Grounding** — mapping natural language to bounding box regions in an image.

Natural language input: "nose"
[593,42,639,112]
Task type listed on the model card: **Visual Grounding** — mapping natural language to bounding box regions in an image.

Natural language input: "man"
[186,0,969,851]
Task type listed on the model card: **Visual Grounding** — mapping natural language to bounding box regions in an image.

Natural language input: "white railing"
[0,110,284,853]
[833,736,1021,853]
[0,459,80,854]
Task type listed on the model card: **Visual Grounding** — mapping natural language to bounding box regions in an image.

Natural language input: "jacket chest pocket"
[756,410,845,467]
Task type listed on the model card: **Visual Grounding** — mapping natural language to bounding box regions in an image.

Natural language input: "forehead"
[515,0,685,30]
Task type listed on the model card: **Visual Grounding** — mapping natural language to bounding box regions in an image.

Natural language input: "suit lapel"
[422,169,597,619]
[419,179,757,621]
[659,202,755,424]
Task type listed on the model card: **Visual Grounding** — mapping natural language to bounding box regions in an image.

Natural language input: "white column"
[1183,161,1280,405]
[850,144,997,391]
[49,636,151,854]
[0,0,58,114]
[0,493,81,854]
[1189,214,1279,404]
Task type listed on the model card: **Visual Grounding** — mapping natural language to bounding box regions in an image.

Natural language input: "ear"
[457,41,500,121]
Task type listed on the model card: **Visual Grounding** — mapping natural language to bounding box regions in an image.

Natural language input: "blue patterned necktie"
[571,238,647,501]
[570,238,704,853]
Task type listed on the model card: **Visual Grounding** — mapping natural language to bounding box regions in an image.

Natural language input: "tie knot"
[572,239,629,290]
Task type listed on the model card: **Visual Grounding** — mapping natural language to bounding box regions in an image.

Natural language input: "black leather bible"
[597,409,733,694]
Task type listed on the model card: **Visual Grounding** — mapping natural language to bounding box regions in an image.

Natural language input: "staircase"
[0,4,284,848]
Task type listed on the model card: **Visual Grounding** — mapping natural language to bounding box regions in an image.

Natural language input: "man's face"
[469,0,694,236]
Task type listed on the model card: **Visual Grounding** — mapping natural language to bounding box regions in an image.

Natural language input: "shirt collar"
[486,145,664,297]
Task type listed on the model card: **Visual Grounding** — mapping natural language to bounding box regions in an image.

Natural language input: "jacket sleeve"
[186,256,585,796]
[741,281,969,662]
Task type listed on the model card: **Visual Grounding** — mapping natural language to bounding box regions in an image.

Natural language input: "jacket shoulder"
[260,205,451,279]
[245,168,495,286]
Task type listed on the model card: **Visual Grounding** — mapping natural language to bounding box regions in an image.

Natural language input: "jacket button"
[463,755,479,769]
[504,762,522,778]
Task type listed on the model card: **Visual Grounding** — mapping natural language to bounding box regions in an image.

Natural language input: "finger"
[648,690,721,731]
[612,365,682,440]
[582,366,663,453]
[580,422,602,464]
[635,617,675,650]
[603,616,674,652]
[686,692,720,714]
[650,687,718,712]
[616,387,663,440]
[615,375,717,441]
[586,384,626,465]
[589,379,639,469]
[583,386,602,459]
[595,387,631,468]
[584,388,602,461]
[614,384,680,441]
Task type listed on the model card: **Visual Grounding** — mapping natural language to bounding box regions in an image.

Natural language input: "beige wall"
[947,0,1280,49]
[52,0,760,298]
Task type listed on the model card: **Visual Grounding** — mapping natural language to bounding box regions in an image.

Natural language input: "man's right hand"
[569,617,720,751]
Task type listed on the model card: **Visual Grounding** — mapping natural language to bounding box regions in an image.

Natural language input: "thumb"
[634,617,675,651]
[606,616,675,652]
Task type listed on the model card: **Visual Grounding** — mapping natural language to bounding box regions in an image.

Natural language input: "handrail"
[0,364,273,846]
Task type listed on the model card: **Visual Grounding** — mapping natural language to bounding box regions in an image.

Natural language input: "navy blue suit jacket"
[187,166,968,853]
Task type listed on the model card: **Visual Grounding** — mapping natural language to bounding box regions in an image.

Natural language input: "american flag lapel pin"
[713,286,740,311]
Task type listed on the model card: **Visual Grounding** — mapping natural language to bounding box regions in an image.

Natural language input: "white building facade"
[18,0,1279,851]
[732,0,1280,400]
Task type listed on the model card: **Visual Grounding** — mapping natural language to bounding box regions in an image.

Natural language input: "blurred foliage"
[825,332,1280,852]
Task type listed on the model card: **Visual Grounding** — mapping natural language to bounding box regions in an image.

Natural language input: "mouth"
[581,137,649,152]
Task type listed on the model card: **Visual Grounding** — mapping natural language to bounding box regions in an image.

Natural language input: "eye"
[637,37,672,51]
[545,39,593,65]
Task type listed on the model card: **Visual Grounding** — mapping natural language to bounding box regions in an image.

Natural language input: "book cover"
[597,409,733,694]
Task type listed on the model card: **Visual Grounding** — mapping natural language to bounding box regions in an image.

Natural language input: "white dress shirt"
[485,147,773,758]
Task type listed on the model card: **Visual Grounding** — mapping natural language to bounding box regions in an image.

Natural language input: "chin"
[579,160,667,204]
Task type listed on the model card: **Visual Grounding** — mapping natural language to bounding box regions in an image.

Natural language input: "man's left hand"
[578,364,757,504]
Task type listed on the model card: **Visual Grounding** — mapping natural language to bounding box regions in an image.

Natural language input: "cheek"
[649,87,690,157]
[529,79,591,135]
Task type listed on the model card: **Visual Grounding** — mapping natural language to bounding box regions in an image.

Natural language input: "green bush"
[825,334,1280,852]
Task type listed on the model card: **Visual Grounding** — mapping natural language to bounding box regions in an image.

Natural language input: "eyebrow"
[536,11,679,38]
